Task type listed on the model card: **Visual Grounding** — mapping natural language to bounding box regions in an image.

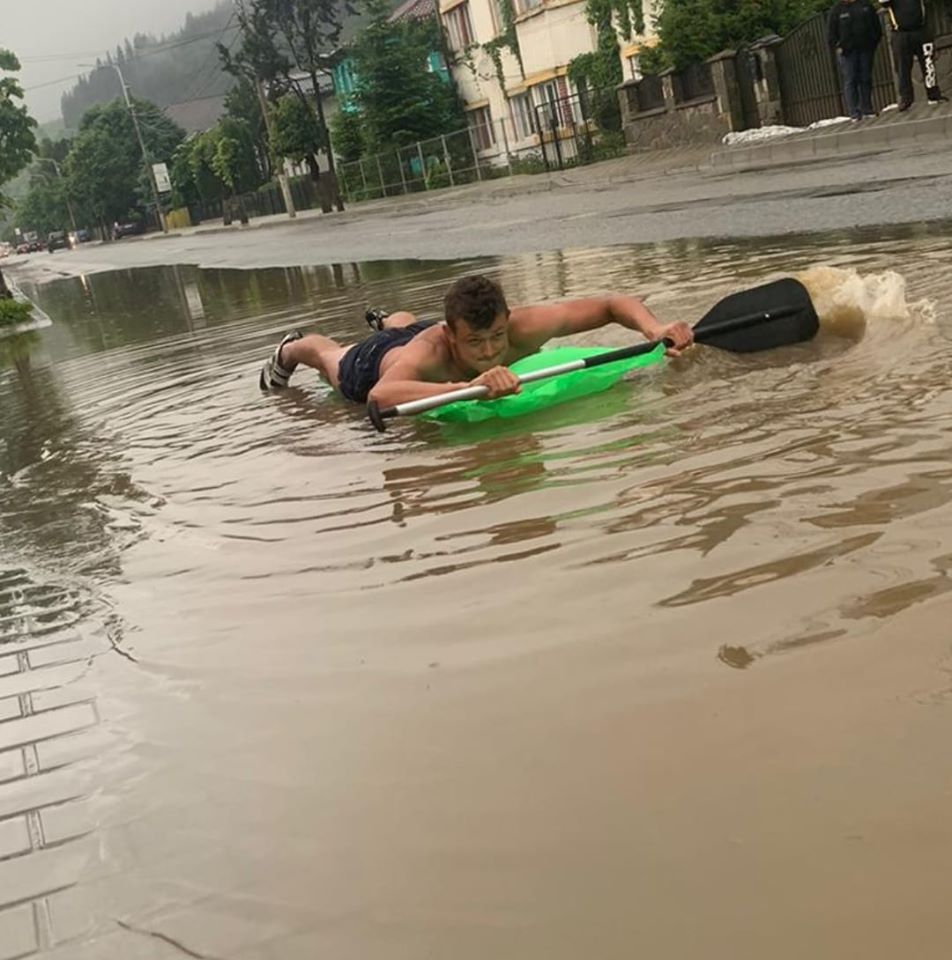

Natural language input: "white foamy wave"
[797,265,935,340]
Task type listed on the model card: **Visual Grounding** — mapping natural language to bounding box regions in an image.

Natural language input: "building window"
[531,77,581,127]
[512,0,542,14]
[445,3,475,50]
[468,106,495,151]
[509,93,535,140]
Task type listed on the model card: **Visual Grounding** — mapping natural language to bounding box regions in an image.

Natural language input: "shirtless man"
[259,274,694,404]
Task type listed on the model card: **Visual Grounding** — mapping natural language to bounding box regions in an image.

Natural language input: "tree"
[60,4,236,128]
[172,118,262,224]
[271,93,324,178]
[567,0,625,130]
[224,76,271,181]
[0,49,37,299]
[652,0,830,68]
[330,106,365,163]
[221,0,356,212]
[350,0,466,151]
[63,98,184,232]
[15,177,70,237]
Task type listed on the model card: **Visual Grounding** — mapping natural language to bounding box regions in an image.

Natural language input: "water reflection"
[2,229,952,956]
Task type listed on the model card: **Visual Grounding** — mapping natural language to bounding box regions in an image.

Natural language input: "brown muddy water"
[2,224,952,959]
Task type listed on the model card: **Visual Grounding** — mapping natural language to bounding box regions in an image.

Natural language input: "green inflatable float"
[420,344,665,424]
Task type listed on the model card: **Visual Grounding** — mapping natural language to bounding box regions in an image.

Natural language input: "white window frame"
[445,3,476,50]
[509,93,535,140]
[468,105,496,152]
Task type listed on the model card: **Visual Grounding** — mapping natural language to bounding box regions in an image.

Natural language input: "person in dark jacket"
[828,0,883,119]
[879,0,948,108]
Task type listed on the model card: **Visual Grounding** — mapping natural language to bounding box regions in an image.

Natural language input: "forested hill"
[60,2,238,131]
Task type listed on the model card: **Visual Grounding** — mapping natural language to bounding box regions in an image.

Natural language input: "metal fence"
[672,62,716,104]
[928,1,952,38]
[187,175,321,225]
[776,10,895,126]
[532,89,626,172]
[632,74,665,113]
[335,96,626,200]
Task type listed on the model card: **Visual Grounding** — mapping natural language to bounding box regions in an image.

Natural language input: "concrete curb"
[709,108,952,172]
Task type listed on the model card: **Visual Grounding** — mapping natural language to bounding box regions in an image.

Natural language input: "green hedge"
[0,299,33,328]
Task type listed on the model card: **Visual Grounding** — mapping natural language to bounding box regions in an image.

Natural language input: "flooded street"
[3,224,952,958]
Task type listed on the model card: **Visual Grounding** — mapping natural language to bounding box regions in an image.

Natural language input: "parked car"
[112,219,145,240]
[47,231,69,253]
[71,227,92,244]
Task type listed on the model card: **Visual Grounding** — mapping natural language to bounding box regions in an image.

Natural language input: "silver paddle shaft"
[388,358,590,418]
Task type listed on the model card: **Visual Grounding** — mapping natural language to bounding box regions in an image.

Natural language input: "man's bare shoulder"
[508,302,566,349]
[380,324,456,382]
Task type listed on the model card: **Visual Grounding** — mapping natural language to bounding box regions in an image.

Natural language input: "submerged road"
[7,140,952,282]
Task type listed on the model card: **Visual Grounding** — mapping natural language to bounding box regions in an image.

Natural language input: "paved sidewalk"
[710,99,952,171]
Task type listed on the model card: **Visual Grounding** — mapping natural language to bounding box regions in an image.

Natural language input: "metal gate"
[776,11,896,126]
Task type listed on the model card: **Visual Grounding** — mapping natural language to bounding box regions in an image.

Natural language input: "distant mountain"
[60,2,238,131]
[59,0,424,134]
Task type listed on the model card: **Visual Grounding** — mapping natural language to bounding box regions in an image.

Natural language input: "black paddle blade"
[693,277,819,354]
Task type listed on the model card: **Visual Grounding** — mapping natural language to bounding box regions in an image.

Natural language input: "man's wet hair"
[444,275,509,331]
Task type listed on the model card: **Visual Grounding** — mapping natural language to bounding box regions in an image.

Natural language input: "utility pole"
[256,76,297,219]
[37,158,78,235]
[83,62,168,233]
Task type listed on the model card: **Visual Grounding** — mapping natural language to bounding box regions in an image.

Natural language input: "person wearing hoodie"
[878,0,948,108]
[828,0,883,119]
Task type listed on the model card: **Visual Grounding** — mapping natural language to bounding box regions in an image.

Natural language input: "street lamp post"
[81,61,168,234]
[35,157,79,236]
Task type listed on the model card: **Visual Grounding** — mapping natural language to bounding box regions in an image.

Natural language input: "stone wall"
[618,53,743,152]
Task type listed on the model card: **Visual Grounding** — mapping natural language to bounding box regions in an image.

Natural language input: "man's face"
[448,313,510,374]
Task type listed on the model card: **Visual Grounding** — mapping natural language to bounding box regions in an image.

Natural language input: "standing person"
[879,0,949,109]
[828,0,883,120]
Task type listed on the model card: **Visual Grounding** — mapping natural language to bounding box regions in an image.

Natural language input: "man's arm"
[367,336,520,407]
[367,337,467,408]
[510,295,693,355]
[828,4,840,48]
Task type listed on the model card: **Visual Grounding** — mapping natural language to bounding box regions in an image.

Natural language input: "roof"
[163,95,228,134]
[388,0,437,22]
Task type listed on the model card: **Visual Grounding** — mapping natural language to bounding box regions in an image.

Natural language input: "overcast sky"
[6,0,223,123]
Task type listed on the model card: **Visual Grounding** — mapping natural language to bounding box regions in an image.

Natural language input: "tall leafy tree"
[0,49,37,298]
[224,76,272,181]
[350,0,465,151]
[15,178,70,237]
[63,99,184,232]
[171,117,262,223]
[221,0,355,212]
[271,93,324,179]
[652,0,831,69]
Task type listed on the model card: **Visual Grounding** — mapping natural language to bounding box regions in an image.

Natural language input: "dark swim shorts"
[337,320,438,403]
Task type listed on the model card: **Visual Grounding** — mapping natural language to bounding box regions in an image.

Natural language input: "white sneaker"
[259,331,302,390]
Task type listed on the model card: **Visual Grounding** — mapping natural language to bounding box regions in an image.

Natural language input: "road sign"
[152,162,172,193]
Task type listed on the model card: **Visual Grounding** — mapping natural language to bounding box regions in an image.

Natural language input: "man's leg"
[916,34,943,100]
[260,331,350,391]
[893,31,915,107]
[839,50,861,119]
[858,48,876,115]
[365,308,423,332]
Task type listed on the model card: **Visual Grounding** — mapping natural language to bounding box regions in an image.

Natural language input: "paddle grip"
[367,400,389,432]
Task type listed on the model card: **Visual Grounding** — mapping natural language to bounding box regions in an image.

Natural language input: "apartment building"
[618,0,662,82]
[440,0,661,160]
[440,0,598,159]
